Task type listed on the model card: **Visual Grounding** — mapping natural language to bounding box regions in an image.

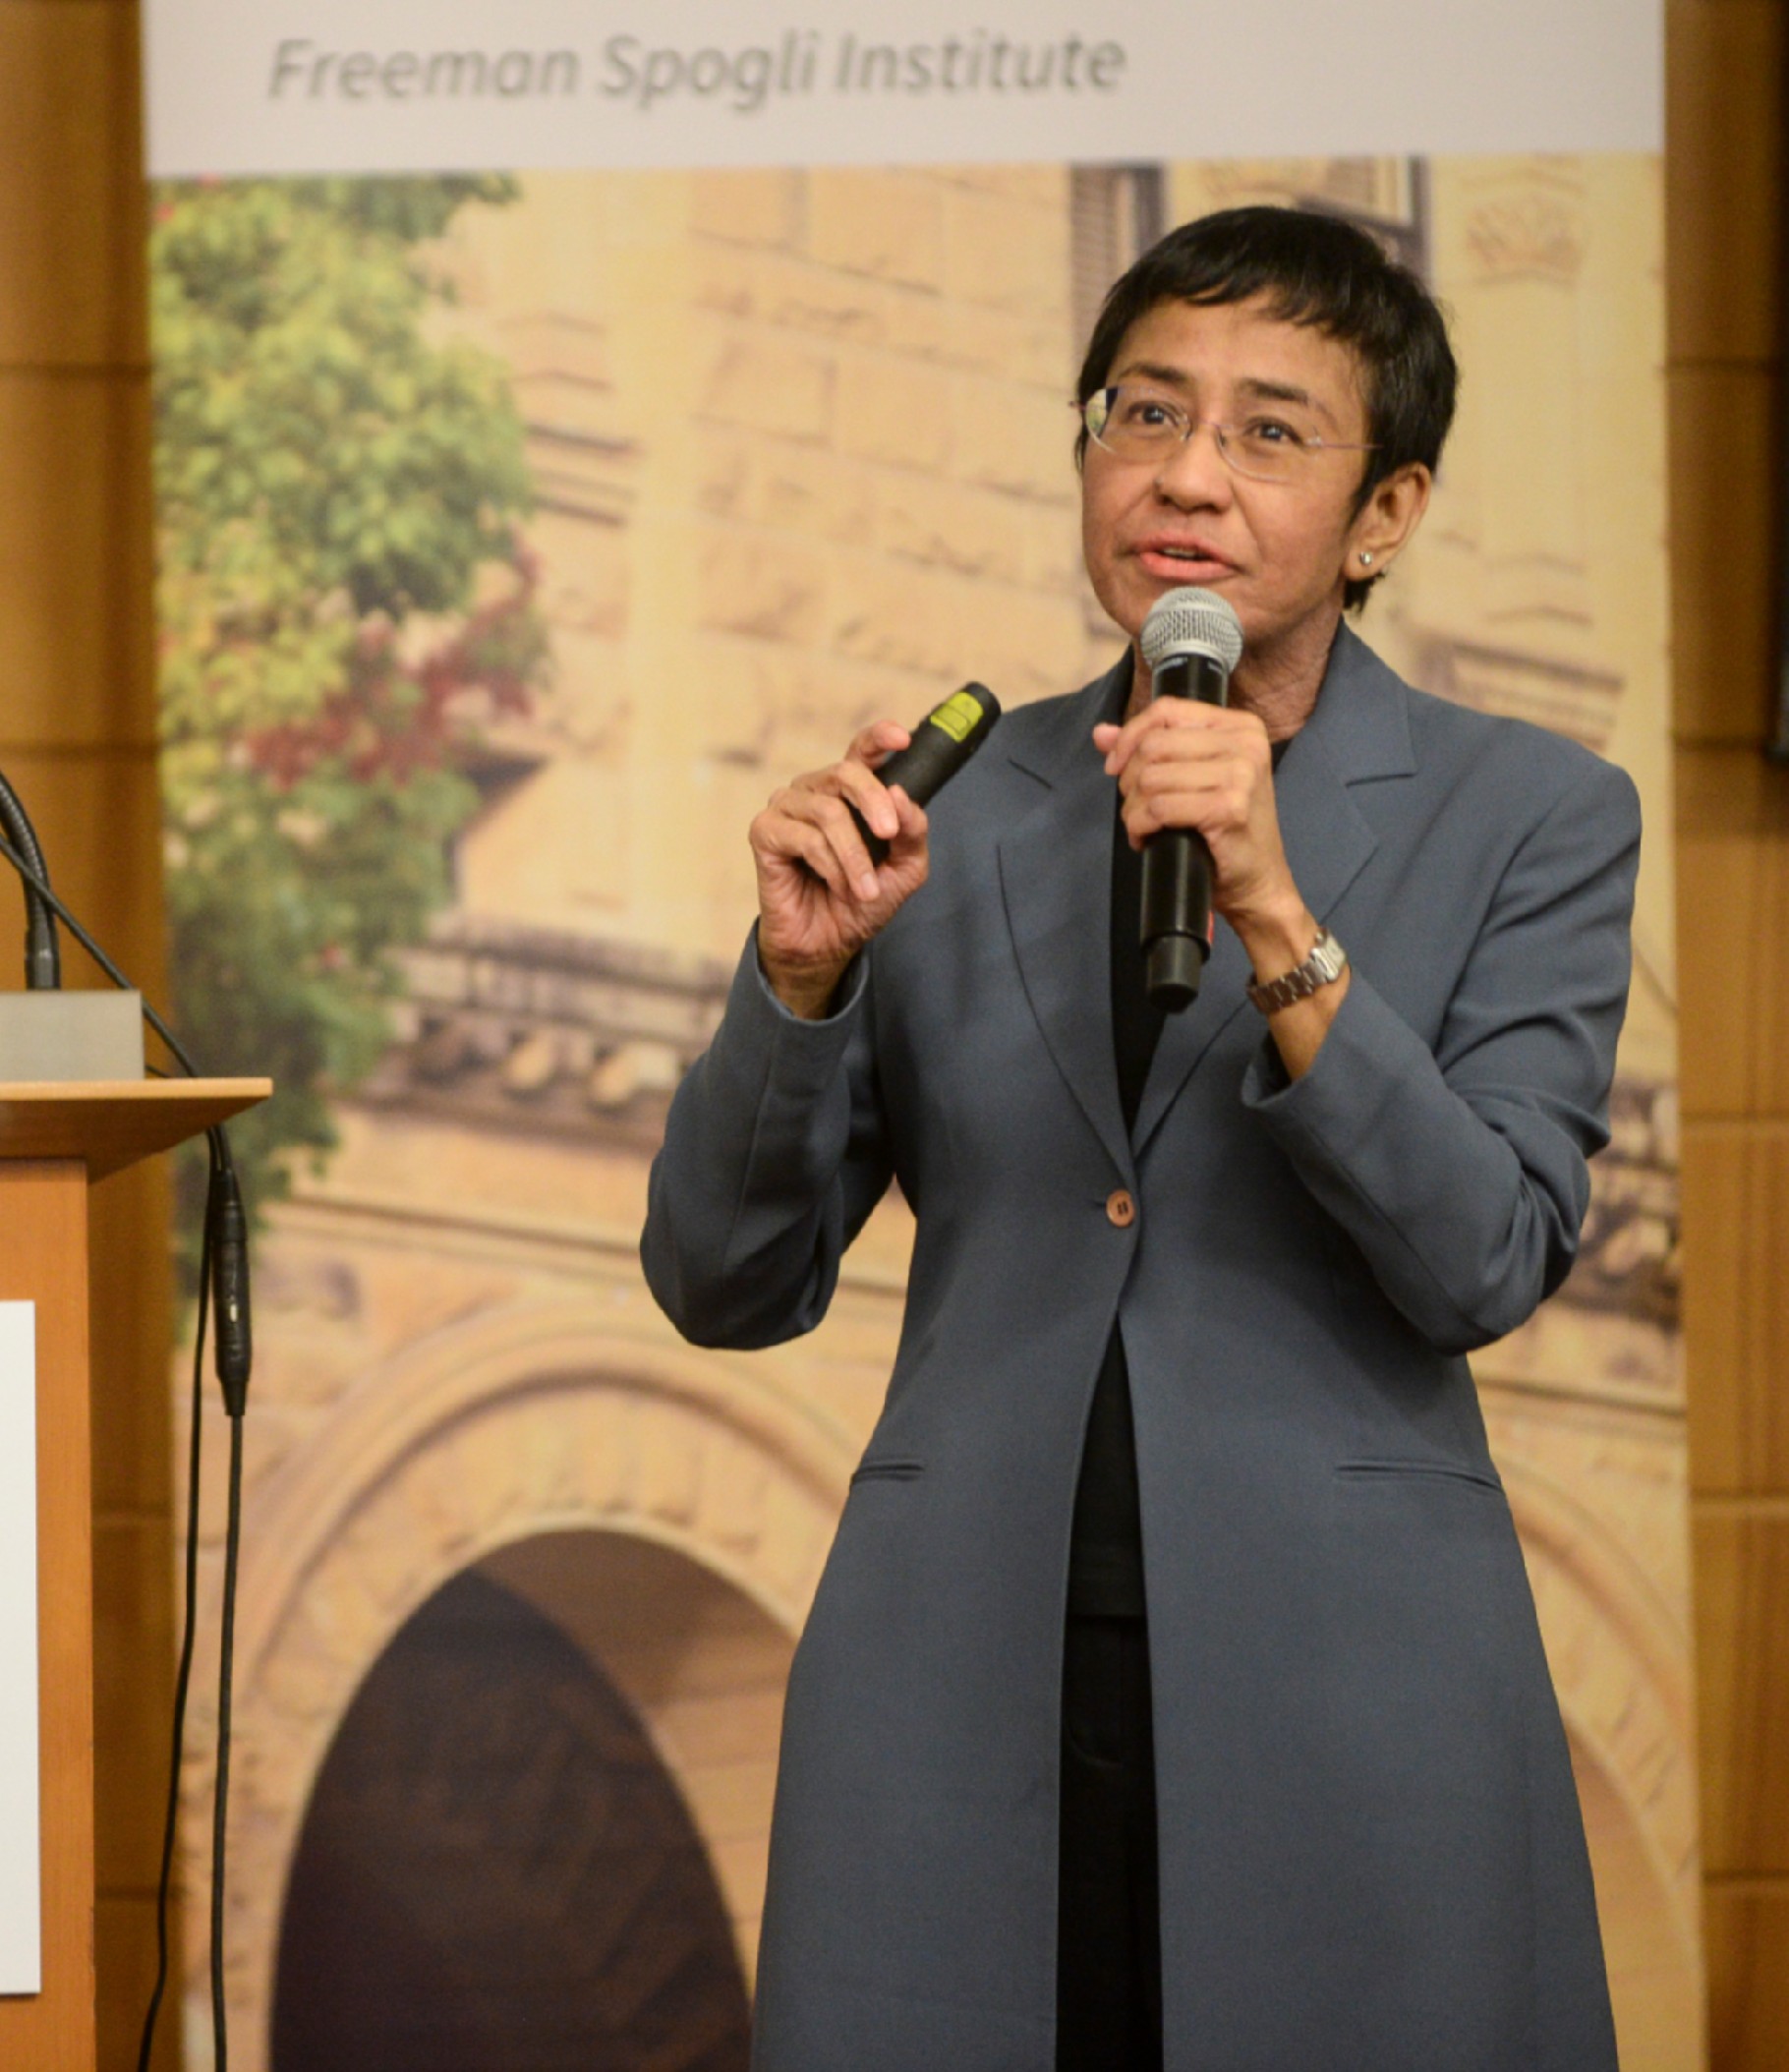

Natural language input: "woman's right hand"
[750,720,931,1019]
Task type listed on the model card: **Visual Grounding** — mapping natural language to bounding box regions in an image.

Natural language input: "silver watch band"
[1245,926,1349,1014]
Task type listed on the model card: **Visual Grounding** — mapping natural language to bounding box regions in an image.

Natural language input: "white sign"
[0,1303,38,1997]
[145,0,1662,180]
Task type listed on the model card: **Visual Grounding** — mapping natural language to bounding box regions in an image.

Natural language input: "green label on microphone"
[927,690,984,744]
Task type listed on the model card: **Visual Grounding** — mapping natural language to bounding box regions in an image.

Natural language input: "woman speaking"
[643,206,1634,2072]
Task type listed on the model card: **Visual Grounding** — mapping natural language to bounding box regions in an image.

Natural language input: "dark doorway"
[271,1566,752,2071]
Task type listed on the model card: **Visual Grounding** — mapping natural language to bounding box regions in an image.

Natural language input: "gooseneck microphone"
[0,767,61,988]
[852,681,1002,864]
[1138,587,1245,1011]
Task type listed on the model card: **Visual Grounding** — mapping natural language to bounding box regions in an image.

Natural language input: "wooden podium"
[0,1080,269,2072]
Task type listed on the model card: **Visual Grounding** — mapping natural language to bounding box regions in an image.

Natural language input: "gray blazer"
[643,627,1637,2072]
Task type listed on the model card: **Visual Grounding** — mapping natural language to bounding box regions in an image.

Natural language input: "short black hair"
[1075,204,1458,610]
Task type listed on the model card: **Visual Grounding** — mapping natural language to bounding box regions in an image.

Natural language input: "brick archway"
[202,1300,856,2072]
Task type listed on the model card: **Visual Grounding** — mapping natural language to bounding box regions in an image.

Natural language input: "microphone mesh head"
[1140,587,1244,674]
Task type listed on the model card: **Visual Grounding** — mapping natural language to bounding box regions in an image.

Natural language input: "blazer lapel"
[998,659,1132,1180]
[1132,624,1415,1156]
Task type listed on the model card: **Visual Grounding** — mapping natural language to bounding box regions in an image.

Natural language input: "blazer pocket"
[849,1457,926,1486]
[1335,1458,1504,1496]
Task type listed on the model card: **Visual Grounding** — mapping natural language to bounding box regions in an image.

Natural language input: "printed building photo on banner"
[148,155,1693,2070]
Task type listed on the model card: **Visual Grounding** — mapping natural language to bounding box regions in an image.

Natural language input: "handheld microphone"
[1137,588,1244,1011]
[852,681,1002,865]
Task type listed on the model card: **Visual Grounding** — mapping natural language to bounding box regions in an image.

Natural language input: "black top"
[1064,791,1165,1618]
[1067,724,1288,1621]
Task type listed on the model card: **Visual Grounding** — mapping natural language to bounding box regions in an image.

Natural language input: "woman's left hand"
[1094,701,1299,935]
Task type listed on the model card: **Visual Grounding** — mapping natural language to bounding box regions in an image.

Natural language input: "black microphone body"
[1140,651,1230,1009]
[1136,588,1244,1011]
[852,681,1001,865]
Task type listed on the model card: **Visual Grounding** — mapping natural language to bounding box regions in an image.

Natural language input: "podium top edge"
[0,1078,273,1101]
[0,1079,273,1180]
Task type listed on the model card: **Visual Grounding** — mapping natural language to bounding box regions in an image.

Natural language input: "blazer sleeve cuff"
[743,924,869,1061]
[1240,970,1418,1144]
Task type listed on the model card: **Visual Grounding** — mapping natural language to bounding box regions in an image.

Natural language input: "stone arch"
[267,1562,755,2072]
[211,1300,858,2072]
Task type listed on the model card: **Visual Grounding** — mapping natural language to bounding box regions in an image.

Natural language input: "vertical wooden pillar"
[1669,0,1789,2061]
[0,3,173,2064]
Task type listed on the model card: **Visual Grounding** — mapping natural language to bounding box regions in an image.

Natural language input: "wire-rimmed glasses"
[1079,383,1377,484]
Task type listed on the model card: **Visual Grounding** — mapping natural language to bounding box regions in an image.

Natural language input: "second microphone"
[852,682,1001,866]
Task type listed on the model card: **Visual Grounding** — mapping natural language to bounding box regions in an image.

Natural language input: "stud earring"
[1358,551,1374,567]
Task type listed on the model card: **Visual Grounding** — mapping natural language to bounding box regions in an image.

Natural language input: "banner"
[146,0,1662,176]
[144,12,1694,2069]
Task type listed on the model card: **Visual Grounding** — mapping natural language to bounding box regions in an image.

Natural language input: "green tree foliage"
[152,176,544,1256]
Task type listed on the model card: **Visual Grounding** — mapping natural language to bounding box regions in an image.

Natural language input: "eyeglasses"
[1079,383,1377,484]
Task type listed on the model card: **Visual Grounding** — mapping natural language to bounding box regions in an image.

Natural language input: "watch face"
[1247,931,1346,1012]
[1299,930,1335,980]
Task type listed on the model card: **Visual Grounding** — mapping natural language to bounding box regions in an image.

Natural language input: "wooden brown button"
[1106,1188,1136,1228]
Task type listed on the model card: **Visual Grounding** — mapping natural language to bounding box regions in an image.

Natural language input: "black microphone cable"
[0,826,253,2072]
[140,1156,213,2072]
[0,768,61,988]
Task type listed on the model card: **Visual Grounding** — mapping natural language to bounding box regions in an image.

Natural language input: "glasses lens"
[1220,423,1299,482]
[1089,384,1184,459]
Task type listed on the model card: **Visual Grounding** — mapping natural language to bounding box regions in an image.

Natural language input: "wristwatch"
[1245,926,1349,1014]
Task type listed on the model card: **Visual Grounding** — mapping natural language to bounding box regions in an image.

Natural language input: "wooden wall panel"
[87,1163,174,1518]
[1682,1126,1789,1493]
[1674,745,1789,1118]
[0,0,145,371]
[91,1516,174,1892]
[1668,371,1778,746]
[1705,1887,1789,2066]
[1666,0,1781,364]
[95,1887,180,2072]
[0,371,155,751]
[1670,0,1789,2056]
[1693,1513,1789,1875]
